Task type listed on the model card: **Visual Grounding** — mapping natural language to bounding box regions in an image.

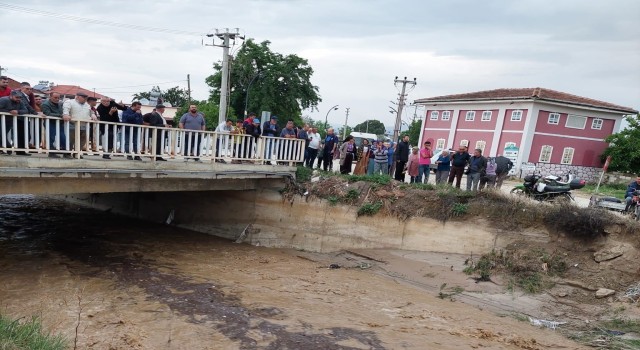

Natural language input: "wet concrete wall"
[59,190,550,254]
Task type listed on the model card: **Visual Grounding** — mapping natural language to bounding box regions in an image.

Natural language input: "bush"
[358,201,383,216]
[0,315,67,350]
[344,189,360,202]
[451,203,468,217]
[543,204,610,238]
[344,174,391,185]
[296,166,313,182]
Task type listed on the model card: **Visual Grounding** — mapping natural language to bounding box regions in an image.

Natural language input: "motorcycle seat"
[542,185,570,193]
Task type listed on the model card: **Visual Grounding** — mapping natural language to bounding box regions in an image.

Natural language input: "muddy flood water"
[0,196,585,349]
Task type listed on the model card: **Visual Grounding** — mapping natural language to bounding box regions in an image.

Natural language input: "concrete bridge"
[0,113,303,195]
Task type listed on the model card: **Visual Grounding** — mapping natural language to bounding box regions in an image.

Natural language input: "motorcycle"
[631,190,640,221]
[511,172,586,202]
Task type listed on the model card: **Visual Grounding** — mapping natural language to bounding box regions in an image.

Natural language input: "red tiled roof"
[6,77,21,90]
[46,85,108,100]
[415,88,638,114]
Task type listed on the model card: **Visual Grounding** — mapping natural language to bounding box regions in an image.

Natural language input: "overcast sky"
[0,0,638,129]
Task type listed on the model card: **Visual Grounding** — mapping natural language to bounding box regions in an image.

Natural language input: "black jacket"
[143,112,165,127]
[246,123,261,138]
[0,96,29,115]
[18,93,36,115]
[262,121,279,137]
[397,141,410,162]
[97,101,126,123]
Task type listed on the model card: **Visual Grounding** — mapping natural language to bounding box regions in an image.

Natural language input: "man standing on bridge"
[0,90,31,155]
[179,104,206,162]
[121,101,144,161]
[63,92,94,158]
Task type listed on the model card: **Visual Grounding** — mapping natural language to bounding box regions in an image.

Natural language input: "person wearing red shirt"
[0,76,11,98]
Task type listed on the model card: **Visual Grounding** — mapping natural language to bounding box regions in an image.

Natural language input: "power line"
[96,80,187,90]
[0,3,205,36]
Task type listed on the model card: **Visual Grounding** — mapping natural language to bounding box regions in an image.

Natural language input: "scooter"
[511,172,586,202]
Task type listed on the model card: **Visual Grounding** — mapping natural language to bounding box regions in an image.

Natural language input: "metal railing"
[0,112,305,165]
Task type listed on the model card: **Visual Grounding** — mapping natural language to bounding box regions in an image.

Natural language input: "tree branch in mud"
[74,287,84,350]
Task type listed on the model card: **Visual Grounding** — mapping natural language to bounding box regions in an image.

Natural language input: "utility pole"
[0,65,6,76]
[205,28,244,125]
[392,76,416,144]
[343,107,350,139]
[187,74,191,105]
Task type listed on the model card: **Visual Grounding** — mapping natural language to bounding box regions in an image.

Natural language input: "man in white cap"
[63,92,95,157]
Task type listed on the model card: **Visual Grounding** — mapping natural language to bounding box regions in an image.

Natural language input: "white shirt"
[215,122,232,133]
[308,132,321,149]
[63,98,92,121]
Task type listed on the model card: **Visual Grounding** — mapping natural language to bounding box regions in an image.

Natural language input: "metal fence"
[0,113,305,164]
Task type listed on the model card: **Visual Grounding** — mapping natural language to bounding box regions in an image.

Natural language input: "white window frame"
[547,113,560,125]
[435,138,446,150]
[430,111,439,120]
[565,114,587,129]
[441,111,451,121]
[475,140,486,153]
[504,142,516,150]
[465,111,475,121]
[591,118,603,130]
[481,111,492,121]
[539,145,553,163]
[561,147,574,165]
[510,110,523,121]
[460,139,469,147]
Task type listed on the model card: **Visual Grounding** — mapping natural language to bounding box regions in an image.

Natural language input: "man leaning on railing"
[0,90,31,155]
[41,92,69,158]
[62,92,94,159]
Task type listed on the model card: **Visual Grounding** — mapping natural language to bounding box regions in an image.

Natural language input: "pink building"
[414,88,637,181]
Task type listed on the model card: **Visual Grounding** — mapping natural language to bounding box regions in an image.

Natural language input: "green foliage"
[357,201,383,216]
[132,85,190,108]
[302,116,329,138]
[206,39,322,126]
[327,196,339,206]
[451,203,468,217]
[344,174,391,185]
[344,189,360,201]
[338,126,353,140]
[406,119,422,147]
[409,183,436,191]
[353,120,386,135]
[581,183,628,199]
[602,114,640,174]
[0,315,67,350]
[295,166,313,182]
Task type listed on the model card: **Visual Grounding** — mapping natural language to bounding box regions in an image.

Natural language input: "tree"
[206,39,322,127]
[302,116,329,138]
[338,126,353,140]
[353,119,386,135]
[601,114,640,174]
[132,86,190,108]
[406,120,421,147]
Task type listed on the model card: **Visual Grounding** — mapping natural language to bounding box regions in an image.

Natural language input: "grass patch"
[438,283,464,300]
[327,196,339,206]
[0,315,67,350]
[406,183,436,191]
[358,201,383,216]
[463,249,567,293]
[344,174,391,185]
[295,166,313,182]
[344,189,360,202]
[451,203,468,217]
[569,318,640,350]
[581,183,628,200]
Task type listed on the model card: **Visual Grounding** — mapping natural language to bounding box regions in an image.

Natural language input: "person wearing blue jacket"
[624,176,640,212]
[121,101,144,160]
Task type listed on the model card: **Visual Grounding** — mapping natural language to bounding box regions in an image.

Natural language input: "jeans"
[47,119,66,151]
[467,172,481,191]
[479,174,497,190]
[418,164,430,183]
[373,161,388,175]
[124,127,138,154]
[625,196,635,211]
[306,147,318,168]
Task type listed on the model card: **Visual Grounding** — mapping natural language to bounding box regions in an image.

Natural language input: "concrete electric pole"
[342,107,350,139]
[392,76,416,144]
[187,74,191,105]
[205,28,244,125]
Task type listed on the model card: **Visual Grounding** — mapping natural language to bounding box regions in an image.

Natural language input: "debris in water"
[165,209,175,225]
[529,317,566,330]
[329,264,341,269]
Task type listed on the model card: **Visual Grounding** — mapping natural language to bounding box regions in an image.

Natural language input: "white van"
[349,132,378,147]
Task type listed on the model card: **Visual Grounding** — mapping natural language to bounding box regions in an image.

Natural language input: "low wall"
[521,163,602,183]
[58,189,551,255]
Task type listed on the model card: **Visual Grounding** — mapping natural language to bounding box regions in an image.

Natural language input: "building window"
[548,113,560,125]
[504,142,516,150]
[460,139,469,147]
[511,110,523,121]
[561,147,574,165]
[430,111,439,120]
[435,138,445,150]
[481,111,492,121]
[539,145,553,163]
[465,111,475,121]
[566,115,587,129]
[475,140,486,153]
[591,118,603,130]
[441,111,451,121]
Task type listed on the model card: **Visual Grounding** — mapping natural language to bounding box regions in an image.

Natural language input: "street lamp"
[324,104,339,132]
[244,71,262,118]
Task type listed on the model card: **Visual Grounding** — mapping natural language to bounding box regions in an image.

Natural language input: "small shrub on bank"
[344,189,360,202]
[358,201,383,216]
[451,203,468,217]
[544,204,610,238]
[344,174,391,185]
[0,315,67,350]
[296,166,313,182]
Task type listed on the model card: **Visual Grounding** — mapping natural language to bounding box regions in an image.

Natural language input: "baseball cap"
[76,92,88,98]
[253,118,260,123]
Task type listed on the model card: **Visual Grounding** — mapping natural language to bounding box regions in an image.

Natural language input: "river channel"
[0,195,582,349]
